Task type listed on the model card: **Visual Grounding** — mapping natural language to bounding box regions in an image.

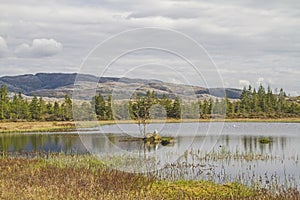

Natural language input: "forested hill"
[0,73,242,99]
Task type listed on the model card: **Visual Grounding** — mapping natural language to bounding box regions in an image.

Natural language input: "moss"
[152,180,255,199]
[259,137,271,144]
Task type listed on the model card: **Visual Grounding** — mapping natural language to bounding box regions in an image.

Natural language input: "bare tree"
[129,91,157,137]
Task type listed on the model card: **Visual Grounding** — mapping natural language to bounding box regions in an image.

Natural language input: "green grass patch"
[152,180,255,199]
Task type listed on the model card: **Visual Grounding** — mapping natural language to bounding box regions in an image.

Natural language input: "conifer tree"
[258,85,266,113]
[0,84,10,120]
[21,99,30,120]
[11,93,21,120]
[160,94,173,118]
[63,95,73,120]
[39,97,46,120]
[53,101,60,120]
[106,95,113,120]
[94,94,106,120]
[172,96,181,119]
[29,95,40,120]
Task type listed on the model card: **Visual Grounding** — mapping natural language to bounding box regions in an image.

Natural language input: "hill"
[0,73,242,99]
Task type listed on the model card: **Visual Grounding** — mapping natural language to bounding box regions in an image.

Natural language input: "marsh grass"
[0,152,299,199]
[0,121,77,133]
[155,148,300,198]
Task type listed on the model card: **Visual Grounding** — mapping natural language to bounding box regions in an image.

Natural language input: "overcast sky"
[0,0,299,95]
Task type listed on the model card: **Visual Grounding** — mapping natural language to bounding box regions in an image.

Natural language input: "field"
[1,117,300,133]
[1,153,299,200]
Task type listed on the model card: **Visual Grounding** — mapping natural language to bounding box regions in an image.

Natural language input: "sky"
[0,0,299,95]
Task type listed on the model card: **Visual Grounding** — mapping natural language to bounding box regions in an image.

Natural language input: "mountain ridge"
[0,73,242,99]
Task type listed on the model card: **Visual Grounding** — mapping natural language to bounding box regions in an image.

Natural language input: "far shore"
[0,118,299,133]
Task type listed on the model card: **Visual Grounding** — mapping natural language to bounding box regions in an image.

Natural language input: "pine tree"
[209,98,214,115]
[220,98,226,116]
[160,94,173,118]
[202,99,210,116]
[240,86,251,116]
[0,84,10,120]
[29,95,40,120]
[251,88,260,114]
[46,102,53,115]
[257,85,266,113]
[234,101,241,116]
[39,97,46,120]
[266,85,275,114]
[198,100,203,118]
[94,94,106,120]
[53,101,60,120]
[225,96,233,117]
[213,99,219,114]
[63,95,73,120]
[172,97,181,119]
[277,88,286,114]
[10,93,24,121]
[21,99,30,120]
[11,93,18,120]
[106,95,113,120]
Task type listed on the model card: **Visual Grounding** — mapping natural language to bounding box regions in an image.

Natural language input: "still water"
[1,122,299,188]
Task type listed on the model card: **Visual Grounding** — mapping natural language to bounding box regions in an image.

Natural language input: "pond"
[1,122,299,189]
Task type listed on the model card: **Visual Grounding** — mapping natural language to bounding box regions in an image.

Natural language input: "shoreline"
[0,117,299,133]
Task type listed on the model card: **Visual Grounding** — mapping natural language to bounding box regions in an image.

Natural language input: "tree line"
[0,83,299,122]
[0,84,73,121]
[199,85,300,118]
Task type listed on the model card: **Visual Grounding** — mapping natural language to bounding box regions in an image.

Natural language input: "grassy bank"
[1,154,297,199]
[1,117,300,133]
[0,121,77,133]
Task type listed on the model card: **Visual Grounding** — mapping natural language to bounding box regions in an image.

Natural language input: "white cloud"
[256,77,264,86]
[0,36,8,58]
[239,79,250,88]
[15,38,63,58]
[0,0,299,94]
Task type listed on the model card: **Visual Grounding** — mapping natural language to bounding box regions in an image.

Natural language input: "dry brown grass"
[0,154,299,199]
[0,158,153,199]
[0,121,76,133]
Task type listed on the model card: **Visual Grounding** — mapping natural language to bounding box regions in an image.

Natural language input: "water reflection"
[0,122,299,188]
[0,123,299,156]
[0,134,87,153]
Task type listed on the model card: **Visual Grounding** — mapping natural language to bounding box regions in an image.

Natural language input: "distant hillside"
[0,73,242,99]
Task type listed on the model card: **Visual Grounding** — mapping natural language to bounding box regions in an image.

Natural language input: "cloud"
[239,79,250,88]
[0,36,8,58]
[15,38,63,58]
[256,77,264,86]
[0,0,299,94]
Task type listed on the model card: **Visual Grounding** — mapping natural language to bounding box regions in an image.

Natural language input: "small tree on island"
[129,91,158,137]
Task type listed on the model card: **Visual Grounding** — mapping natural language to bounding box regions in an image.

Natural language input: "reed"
[1,152,299,199]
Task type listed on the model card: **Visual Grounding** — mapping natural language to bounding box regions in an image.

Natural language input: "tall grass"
[1,152,299,199]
